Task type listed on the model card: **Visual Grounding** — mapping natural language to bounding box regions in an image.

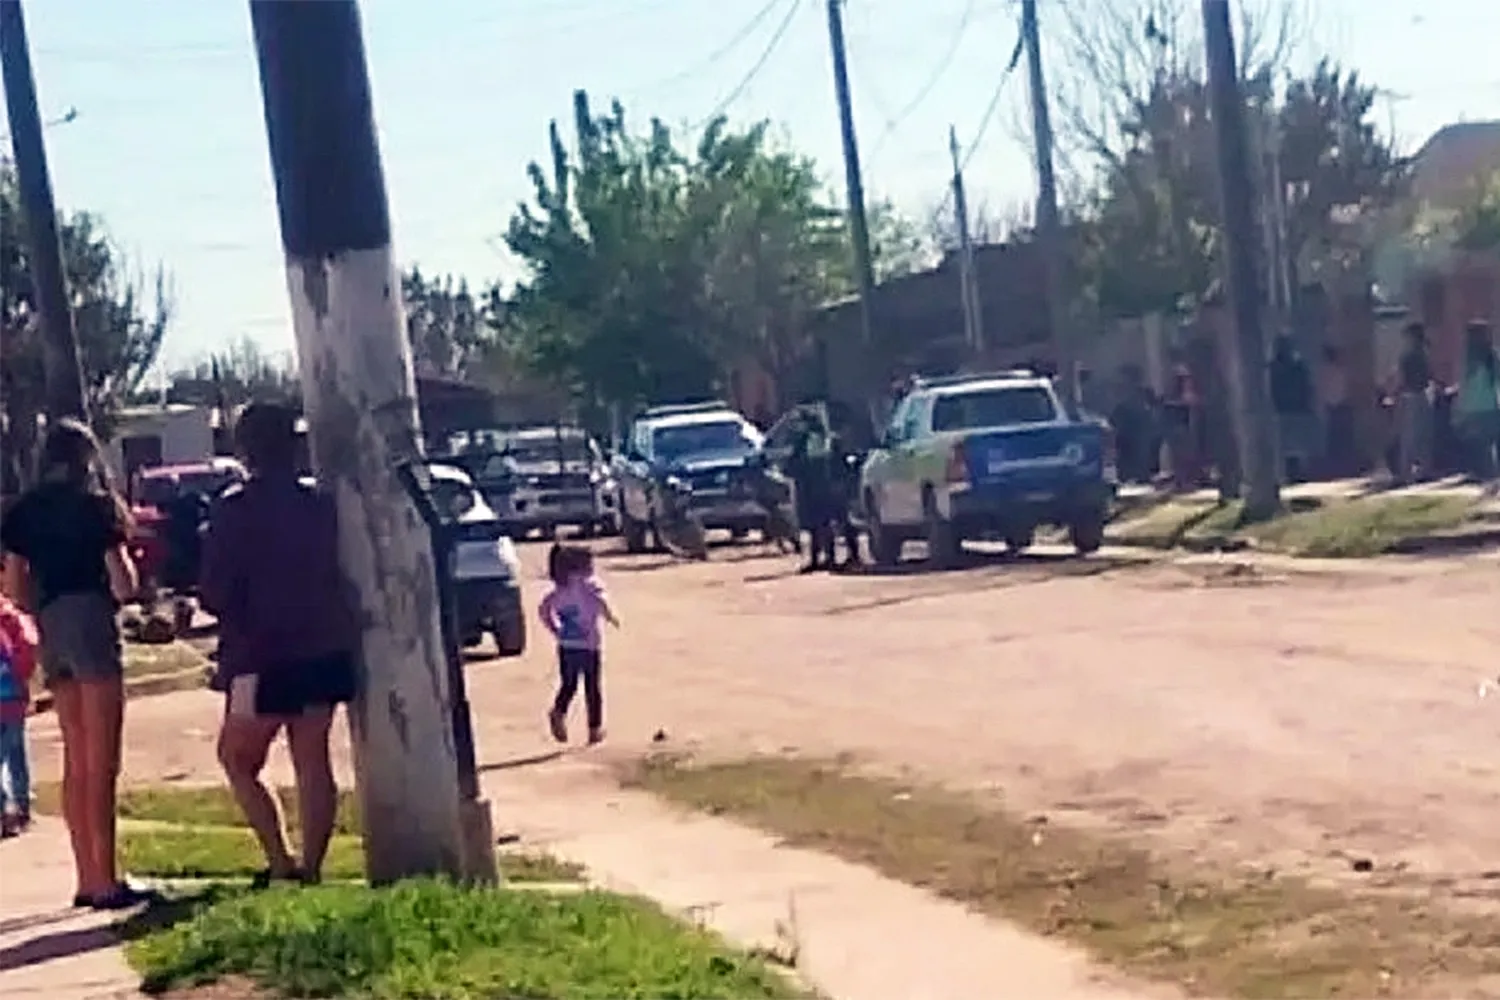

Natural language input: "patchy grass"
[32,781,362,836]
[624,753,1500,999]
[123,640,212,679]
[1109,492,1481,558]
[120,825,584,885]
[125,880,809,999]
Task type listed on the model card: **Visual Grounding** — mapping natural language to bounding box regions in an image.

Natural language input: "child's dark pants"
[553,647,603,730]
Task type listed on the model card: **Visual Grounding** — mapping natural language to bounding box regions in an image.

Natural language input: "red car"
[128,458,247,590]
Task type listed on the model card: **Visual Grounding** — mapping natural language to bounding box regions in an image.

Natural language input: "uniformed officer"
[785,405,836,572]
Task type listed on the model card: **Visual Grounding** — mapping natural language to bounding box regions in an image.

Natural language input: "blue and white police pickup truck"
[858,370,1115,568]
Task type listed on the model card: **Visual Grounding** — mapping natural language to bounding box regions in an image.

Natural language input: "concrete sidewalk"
[0,819,142,1000]
[0,755,1173,1000]
[482,751,1175,1000]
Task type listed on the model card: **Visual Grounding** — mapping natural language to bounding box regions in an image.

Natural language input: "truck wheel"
[622,513,648,553]
[865,492,901,567]
[1004,526,1035,554]
[922,488,961,569]
[1069,508,1108,555]
[493,617,527,658]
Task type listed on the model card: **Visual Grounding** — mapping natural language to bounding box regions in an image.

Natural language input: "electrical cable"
[650,0,786,92]
[689,0,804,130]
[958,26,1025,174]
[870,0,977,157]
[936,23,1025,215]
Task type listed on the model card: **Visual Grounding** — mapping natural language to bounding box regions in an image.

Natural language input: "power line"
[649,0,786,92]
[690,0,803,130]
[937,25,1024,215]
[870,0,977,157]
[958,28,1025,173]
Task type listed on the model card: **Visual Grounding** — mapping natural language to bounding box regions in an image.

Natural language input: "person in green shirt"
[1455,319,1500,481]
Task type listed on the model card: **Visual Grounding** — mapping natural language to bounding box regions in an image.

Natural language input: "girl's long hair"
[36,417,132,530]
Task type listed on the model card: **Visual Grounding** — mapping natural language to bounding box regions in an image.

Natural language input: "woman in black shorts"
[200,403,358,885]
[0,419,152,908]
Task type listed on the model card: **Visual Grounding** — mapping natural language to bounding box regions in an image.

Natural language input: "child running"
[538,544,618,745]
[0,590,39,837]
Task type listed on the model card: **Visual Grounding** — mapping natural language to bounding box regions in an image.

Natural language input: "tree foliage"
[500,90,915,410]
[1,163,172,483]
[1056,1,1407,318]
[403,267,498,380]
[164,335,300,410]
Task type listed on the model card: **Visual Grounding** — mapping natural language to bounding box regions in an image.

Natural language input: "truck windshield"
[931,386,1057,431]
[652,420,757,461]
[503,438,593,463]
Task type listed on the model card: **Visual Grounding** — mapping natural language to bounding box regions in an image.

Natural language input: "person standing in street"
[0,589,38,837]
[201,402,359,886]
[1268,334,1317,483]
[1455,319,1500,481]
[786,405,837,572]
[1393,322,1435,483]
[0,419,151,908]
[1317,345,1354,478]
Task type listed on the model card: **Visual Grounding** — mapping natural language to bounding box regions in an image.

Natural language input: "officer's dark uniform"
[829,429,862,567]
[786,411,836,571]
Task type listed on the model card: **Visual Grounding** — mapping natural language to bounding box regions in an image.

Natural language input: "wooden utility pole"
[0,0,87,421]
[824,0,876,350]
[1019,0,1073,408]
[248,0,494,884]
[1201,0,1280,518]
[948,126,984,352]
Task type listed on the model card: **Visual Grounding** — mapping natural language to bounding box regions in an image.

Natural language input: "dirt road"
[30,541,1500,901]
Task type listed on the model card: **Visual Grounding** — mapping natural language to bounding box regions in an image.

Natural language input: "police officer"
[826,402,863,569]
[786,405,836,572]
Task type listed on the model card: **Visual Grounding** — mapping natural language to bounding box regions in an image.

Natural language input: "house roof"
[1411,121,1500,208]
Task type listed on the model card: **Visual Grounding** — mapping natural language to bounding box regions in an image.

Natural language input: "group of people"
[1100,318,1500,490]
[0,404,359,904]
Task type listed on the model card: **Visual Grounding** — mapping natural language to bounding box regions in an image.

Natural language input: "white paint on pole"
[284,244,464,883]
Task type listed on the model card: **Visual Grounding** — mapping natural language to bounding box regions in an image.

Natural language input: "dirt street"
[28,541,1500,903]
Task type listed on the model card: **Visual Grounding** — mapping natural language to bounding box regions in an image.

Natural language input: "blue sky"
[5,0,1497,372]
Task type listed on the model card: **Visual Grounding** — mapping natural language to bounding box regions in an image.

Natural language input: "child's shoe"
[548,709,568,743]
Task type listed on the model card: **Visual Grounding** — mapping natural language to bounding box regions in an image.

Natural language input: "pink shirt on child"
[538,576,611,651]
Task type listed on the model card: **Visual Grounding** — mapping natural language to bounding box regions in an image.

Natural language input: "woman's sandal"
[250,867,308,890]
[73,882,165,911]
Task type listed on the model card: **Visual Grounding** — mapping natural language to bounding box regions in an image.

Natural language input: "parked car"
[442,426,618,540]
[859,370,1116,568]
[612,401,767,553]
[128,457,247,596]
[296,464,527,657]
[423,462,528,657]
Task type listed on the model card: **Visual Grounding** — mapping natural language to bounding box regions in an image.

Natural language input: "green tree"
[501,90,897,409]
[1,163,172,484]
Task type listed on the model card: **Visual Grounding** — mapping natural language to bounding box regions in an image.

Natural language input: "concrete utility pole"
[824,0,877,350]
[948,126,984,352]
[0,0,88,421]
[1019,0,1074,409]
[1201,0,1280,519]
[248,0,490,884]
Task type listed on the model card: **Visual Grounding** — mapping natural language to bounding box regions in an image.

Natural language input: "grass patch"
[625,753,1500,999]
[125,880,809,999]
[32,781,363,836]
[1109,493,1479,558]
[120,825,584,885]
[123,640,211,679]
[1248,493,1476,557]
